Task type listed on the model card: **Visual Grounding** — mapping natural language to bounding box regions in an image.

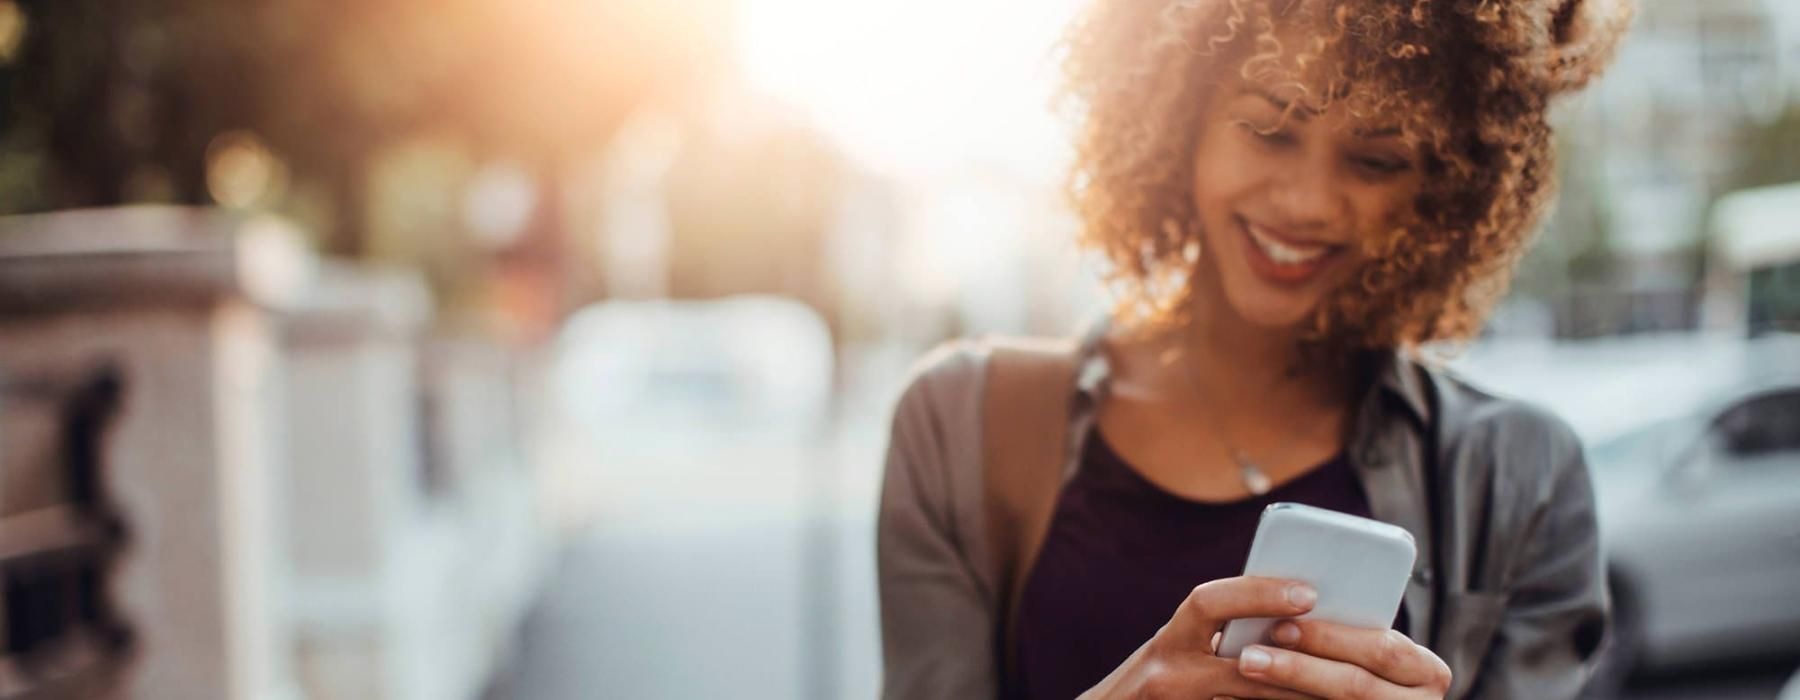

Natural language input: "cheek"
[1192,134,1263,211]
[1337,188,1419,282]
[1350,184,1420,240]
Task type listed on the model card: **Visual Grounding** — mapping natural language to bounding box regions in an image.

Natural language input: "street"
[484,357,1800,700]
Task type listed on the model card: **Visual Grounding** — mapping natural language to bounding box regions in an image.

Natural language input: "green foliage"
[1727,102,1800,192]
[0,0,727,256]
[1512,130,1618,302]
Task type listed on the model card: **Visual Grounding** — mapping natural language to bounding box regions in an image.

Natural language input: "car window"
[1710,389,1800,461]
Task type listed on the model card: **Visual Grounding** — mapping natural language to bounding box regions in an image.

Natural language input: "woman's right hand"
[1078,576,1322,700]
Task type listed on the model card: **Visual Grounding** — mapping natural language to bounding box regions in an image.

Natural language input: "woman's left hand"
[1232,619,1452,699]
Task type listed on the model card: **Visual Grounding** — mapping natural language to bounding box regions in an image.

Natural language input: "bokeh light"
[0,1,24,65]
[463,162,538,250]
[204,131,284,209]
[736,0,1085,178]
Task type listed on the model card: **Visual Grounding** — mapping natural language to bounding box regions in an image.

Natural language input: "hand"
[1233,619,1452,699]
[1078,577,1322,700]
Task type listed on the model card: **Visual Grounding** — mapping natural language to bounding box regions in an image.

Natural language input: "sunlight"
[736,0,1086,177]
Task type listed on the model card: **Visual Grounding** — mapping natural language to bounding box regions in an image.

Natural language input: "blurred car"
[541,294,839,518]
[1455,333,1800,690]
[1588,373,1800,676]
[549,294,836,440]
[1781,665,1800,700]
[532,295,840,698]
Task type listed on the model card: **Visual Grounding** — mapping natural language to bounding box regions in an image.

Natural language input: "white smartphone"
[1215,502,1417,658]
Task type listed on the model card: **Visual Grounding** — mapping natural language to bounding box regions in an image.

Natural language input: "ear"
[1544,0,1636,94]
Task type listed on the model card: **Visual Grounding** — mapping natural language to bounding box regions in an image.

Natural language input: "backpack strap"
[981,336,1080,692]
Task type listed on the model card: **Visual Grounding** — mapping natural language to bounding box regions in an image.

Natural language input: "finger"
[1160,577,1317,651]
[1186,656,1323,700]
[1270,620,1450,689]
[1237,645,1413,700]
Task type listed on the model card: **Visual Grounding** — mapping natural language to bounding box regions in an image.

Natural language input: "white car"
[1781,665,1800,700]
[1587,375,1800,676]
[1454,333,1800,689]
[550,295,836,440]
[533,296,840,698]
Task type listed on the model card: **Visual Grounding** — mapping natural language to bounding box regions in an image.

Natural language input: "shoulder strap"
[980,336,1080,691]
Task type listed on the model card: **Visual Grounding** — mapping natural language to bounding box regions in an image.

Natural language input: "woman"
[878,0,1633,698]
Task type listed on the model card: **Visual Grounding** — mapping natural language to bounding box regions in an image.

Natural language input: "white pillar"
[280,263,436,700]
[0,206,309,700]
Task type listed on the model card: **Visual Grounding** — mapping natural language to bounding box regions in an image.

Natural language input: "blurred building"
[1707,182,1800,333]
[0,207,576,699]
[1541,0,1800,337]
[588,82,1095,354]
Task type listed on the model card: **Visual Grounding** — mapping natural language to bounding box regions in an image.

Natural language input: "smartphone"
[1215,502,1417,658]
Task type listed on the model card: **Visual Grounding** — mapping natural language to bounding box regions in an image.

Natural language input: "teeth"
[1246,222,1330,265]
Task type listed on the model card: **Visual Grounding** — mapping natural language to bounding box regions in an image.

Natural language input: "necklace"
[1175,346,1277,497]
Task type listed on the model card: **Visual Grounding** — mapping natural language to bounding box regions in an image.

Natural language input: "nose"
[1267,160,1346,230]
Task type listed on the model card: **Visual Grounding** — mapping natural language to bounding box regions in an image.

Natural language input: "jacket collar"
[1368,347,1433,428]
[1072,316,1433,428]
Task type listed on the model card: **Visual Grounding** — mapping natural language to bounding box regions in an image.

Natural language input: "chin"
[1223,286,1320,330]
[1210,251,1330,330]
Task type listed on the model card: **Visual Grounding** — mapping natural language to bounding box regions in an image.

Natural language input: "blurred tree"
[1726,102,1800,191]
[1512,132,1618,309]
[661,92,853,337]
[0,0,730,329]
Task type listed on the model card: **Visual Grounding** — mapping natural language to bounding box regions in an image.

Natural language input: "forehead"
[1226,24,1419,131]
[1226,1,1451,119]
[1225,78,1414,140]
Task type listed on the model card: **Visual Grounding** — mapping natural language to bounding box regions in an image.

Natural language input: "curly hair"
[1059,0,1632,350]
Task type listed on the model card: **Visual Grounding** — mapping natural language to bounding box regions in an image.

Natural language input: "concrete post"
[0,206,309,700]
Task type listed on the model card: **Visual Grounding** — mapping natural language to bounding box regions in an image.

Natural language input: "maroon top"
[1010,428,1404,700]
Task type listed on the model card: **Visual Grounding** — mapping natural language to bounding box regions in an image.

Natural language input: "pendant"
[1235,452,1273,496]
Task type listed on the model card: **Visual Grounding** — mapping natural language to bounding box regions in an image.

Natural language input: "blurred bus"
[1709,182,1800,335]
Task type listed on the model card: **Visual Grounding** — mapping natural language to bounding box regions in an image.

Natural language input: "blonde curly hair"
[1059,0,1632,349]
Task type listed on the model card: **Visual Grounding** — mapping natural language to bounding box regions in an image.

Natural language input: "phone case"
[1214,502,1417,658]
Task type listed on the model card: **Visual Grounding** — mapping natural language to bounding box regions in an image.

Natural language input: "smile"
[1236,215,1344,285]
[1244,219,1336,263]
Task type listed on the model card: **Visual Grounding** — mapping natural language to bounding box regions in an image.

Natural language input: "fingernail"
[1287,584,1317,608]
[1241,646,1272,672]
[1272,621,1301,646]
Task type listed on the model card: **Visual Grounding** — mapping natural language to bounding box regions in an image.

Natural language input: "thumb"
[1160,577,1314,652]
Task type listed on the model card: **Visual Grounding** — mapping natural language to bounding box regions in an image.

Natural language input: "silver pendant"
[1235,452,1273,496]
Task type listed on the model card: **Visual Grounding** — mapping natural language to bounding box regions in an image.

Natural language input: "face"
[1189,74,1424,331]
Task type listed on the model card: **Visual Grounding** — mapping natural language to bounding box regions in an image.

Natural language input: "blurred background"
[0,0,1795,698]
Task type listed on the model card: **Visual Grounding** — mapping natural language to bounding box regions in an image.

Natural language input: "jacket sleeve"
[877,346,1000,700]
[1470,415,1609,699]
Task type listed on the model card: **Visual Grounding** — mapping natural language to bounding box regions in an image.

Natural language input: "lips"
[1236,215,1344,285]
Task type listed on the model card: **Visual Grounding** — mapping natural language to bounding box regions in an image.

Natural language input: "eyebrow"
[1355,125,1404,139]
[1246,87,1318,120]
[1244,87,1405,139]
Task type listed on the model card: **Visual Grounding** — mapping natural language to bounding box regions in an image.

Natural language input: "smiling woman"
[878,0,1634,699]
[1063,0,1630,351]
[1189,66,1427,330]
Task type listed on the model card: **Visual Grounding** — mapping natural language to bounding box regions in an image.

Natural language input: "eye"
[1235,119,1296,148]
[1350,154,1411,178]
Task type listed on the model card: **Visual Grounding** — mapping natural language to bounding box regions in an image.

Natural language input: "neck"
[1176,275,1351,417]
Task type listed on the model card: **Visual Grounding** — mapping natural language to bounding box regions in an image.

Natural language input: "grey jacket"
[877,332,1608,699]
